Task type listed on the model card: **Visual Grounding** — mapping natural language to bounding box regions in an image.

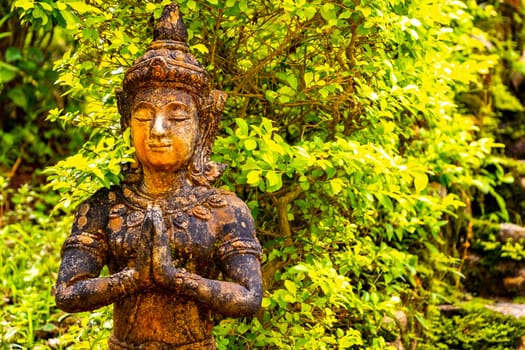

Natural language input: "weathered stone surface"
[384,309,408,350]
[463,222,525,297]
[499,223,525,243]
[485,301,525,319]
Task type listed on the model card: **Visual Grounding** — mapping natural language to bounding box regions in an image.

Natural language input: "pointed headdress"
[123,3,210,97]
[117,2,226,186]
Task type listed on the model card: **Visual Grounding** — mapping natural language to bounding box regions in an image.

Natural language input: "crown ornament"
[121,3,210,101]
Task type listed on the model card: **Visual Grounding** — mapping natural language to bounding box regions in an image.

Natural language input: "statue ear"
[201,89,227,157]
[116,89,131,130]
[191,89,228,186]
[207,89,227,115]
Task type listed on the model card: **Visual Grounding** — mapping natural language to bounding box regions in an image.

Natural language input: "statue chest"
[106,203,219,275]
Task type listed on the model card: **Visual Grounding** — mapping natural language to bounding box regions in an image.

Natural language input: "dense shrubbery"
[2,0,525,349]
[0,1,86,181]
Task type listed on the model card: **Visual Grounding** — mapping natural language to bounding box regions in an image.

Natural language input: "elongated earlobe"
[190,89,228,186]
[117,89,131,130]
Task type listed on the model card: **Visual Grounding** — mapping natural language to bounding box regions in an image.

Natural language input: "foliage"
[454,0,525,294]
[0,175,113,349]
[420,300,525,350]
[3,0,525,349]
[0,1,85,180]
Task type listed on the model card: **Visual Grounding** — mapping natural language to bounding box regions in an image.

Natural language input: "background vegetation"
[2,0,525,349]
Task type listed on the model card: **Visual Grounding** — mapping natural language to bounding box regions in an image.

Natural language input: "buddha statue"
[55,3,263,349]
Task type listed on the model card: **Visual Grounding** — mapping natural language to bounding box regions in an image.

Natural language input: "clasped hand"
[133,205,200,295]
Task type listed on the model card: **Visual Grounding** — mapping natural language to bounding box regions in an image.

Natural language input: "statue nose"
[151,114,167,136]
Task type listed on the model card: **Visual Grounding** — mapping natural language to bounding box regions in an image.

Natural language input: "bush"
[0,1,85,179]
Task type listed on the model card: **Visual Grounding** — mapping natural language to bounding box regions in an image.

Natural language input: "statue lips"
[148,142,172,151]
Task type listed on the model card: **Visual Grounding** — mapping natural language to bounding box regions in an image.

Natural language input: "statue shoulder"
[207,188,252,217]
[208,189,255,233]
[210,189,261,261]
[72,186,123,226]
[65,187,121,259]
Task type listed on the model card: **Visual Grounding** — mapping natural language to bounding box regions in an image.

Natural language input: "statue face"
[131,87,198,173]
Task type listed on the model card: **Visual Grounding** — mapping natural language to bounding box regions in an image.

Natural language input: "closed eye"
[132,106,155,122]
[168,111,190,121]
[132,109,155,122]
[165,105,191,121]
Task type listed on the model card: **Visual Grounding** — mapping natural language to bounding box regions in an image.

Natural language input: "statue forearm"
[189,275,262,317]
[179,253,263,317]
[55,269,140,313]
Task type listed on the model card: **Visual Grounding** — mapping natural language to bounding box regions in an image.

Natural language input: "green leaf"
[304,71,314,87]
[8,87,28,111]
[39,2,53,11]
[238,0,248,12]
[287,74,298,90]
[61,10,79,29]
[246,170,261,186]
[413,172,428,193]
[56,1,67,11]
[320,3,336,21]
[329,178,343,195]
[235,118,249,136]
[265,170,282,192]
[0,62,18,83]
[5,47,22,62]
[145,3,156,12]
[261,297,271,308]
[290,264,309,273]
[191,44,209,54]
[376,193,393,210]
[13,0,35,11]
[244,138,257,151]
[68,2,102,14]
[284,280,297,297]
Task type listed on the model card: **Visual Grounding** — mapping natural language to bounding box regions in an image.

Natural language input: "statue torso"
[63,184,260,349]
[106,185,228,347]
[107,184,226,276]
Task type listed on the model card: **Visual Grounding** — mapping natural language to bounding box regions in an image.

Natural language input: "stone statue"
[54,3,263,349]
